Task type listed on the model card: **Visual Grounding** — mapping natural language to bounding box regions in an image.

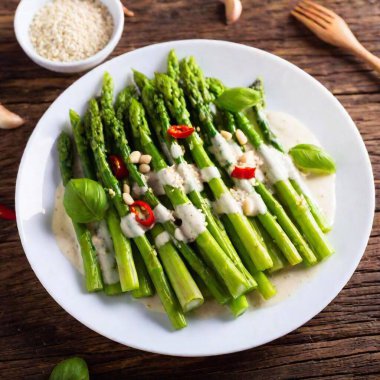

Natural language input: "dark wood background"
[1,0,379,378]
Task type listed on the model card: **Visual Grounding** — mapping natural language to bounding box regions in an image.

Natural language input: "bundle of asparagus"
[57,51,334,330]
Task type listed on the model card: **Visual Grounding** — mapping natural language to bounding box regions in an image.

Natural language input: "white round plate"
[16,40,375,356]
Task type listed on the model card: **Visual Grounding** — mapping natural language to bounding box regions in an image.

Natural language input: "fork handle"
[347,43,380,74]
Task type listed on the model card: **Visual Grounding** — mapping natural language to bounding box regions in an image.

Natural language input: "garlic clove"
[121,2,135,17]
[0,104,25,129]
[220,0,243,25]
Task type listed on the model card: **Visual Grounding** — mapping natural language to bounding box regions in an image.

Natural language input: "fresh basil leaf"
[49,357,89,380]
[64,178,108,223]
[214,87,262,113]
[289,144,336,175]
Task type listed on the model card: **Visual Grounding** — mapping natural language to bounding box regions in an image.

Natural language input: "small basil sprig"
[289,144,336,175]
[49,357,89,380]
[64,178,109,223]
[214,87,262,112]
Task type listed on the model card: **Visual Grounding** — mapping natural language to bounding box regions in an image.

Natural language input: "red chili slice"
[167,125,195,139]
[231,166,256,179]
[109,155,128,180]
[0,204,16,220]
[130,200,155,227]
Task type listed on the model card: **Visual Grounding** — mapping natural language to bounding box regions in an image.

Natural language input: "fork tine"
[301,0,336,18]
[293,6,328,29]
[291,9,326,31]
[297,2,332,24]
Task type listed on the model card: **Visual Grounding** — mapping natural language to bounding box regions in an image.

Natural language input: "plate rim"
[15,39,376,357]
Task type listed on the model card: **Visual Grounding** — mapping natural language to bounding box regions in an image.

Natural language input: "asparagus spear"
[87,98,187,329]
[251,78,331,233]
[131,242,155,298]
[70,110,139,292]
[249,218,286,273]
[151,224,204,312]
[154,72,273,272]
[222,216,277,300]
[167,49,181,82]
[57,132,103,292]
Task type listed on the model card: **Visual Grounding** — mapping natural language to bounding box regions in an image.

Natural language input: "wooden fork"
[291,0,380,73]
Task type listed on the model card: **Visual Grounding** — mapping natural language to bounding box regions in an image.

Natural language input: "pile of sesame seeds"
[29,0,114,62]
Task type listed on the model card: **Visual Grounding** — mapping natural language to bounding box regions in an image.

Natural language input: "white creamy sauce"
[132,183,148,198]
[258,144,289,183]
[209,133,239,169]
[174,228,186,242]
[52,183,84,274]
[267,111,319,149]
[177,163,204,193]
[157,166,184,189]
[120,213,147,238]
[213,192,242,215]
[92,220,119,285]
[170,142,183,159]
[248,265,321,308]
[153,204,174,224]
[154,231,171,248]
[200,166,221,182]
[234,179,267,215]
[230,186,267,216]
[174,203,207,242]
[137,264,322,316]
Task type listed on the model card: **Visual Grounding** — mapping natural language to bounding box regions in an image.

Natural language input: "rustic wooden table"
[1,0,379,378]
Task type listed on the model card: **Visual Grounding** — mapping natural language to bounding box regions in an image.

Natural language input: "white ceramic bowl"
[14,0,124,73]
[16,40,375,356]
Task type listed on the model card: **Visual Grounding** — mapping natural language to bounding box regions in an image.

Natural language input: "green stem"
[134,235,187,329]
[255,181,318,265]
[249,218,286,272]
[151,224,204,312]
[131,243,154,298]
[106,207,139,291]
[274,180,334,260]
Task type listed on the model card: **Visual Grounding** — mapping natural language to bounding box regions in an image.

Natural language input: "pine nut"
[221,130,232,140]
[239,154,247,164]
[139,164,151,174]
[140,154,152,164]
[129,151,141,164]
[242,197,254,216]
[236,129,248,145]
[123,192,134,205]
[123,183,130,194]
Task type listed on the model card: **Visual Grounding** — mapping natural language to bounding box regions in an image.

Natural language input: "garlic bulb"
[0,104,25,129]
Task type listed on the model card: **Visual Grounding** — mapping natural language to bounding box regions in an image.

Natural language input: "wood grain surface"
[1,0,379,378]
